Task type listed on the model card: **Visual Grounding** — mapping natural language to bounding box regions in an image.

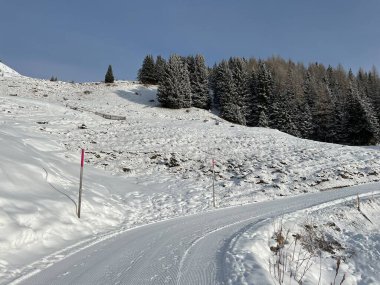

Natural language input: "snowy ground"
[226,195,380,285]
[1,65,380,283]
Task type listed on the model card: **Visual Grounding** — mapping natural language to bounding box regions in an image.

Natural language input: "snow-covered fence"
[95,111,126,120]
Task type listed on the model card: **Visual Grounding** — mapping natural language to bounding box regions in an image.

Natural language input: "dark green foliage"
[346,75,379,145]
[50,76,58,82]
[228,57,250,124]
[143,51,380,145]
[157,54,191,109]
[255,62,273,127]
[105,65,114,83]
[214,60,246,124]
[155,55,166,84]
[138,55,157,84]
[187,55,210,110]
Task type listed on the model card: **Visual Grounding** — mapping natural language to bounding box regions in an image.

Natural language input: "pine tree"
[157,54,191,109]
[214,60,246,124]
[297,101,313,139]
[187,54,210,110]
[255,62,273,127]
[271,87,300,136]
[211,63,226,108]
[270,67,304,137]
[229,57,250,124]
[304,64,336,142]
[208,64,218,108]
[155,56,166,84]
[138,55,157,84]
[105,65,114,83]
[346,71,379,145]
[246,69,258,126]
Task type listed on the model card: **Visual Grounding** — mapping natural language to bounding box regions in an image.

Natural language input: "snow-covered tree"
[346,71,379,145]
[138,55,157,84]
[214,60,246,124]
[256,62,273,127]
[155,55,166,84]
[157,54,191,109]
[187,55,210,110]
[229,57,250,124]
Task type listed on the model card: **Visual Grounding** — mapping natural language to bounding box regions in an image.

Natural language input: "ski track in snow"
[11,186,380,285]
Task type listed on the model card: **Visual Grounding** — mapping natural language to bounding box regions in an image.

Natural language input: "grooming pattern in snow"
[11,186,380,285]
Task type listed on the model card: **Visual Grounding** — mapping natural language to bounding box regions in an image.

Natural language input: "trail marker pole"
[212,158,216,208]
[78,149,84,218]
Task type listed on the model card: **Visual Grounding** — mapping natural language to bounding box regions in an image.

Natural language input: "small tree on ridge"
[105,65,114,83]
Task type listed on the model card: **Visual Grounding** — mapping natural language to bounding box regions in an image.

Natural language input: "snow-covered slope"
[0,62,21,78]
[228,195,380,284]
[1,71,380,283]
[2,76,380,205]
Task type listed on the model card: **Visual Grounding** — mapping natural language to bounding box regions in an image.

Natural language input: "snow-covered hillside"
[2,75,380,205]
[0,62,21,78]
[1,63,380,284]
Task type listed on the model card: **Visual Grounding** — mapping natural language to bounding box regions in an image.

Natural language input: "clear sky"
[1,0,380,82]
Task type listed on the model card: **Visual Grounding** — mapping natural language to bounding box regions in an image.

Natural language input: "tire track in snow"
[176,213,270,284]
[12,183,380,285]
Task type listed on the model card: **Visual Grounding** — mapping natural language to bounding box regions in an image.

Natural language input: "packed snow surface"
[1,65,380,284]
[12,186,380,285]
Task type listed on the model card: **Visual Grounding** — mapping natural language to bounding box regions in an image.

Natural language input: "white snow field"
[0,62,21,78]
[0,64,380,284]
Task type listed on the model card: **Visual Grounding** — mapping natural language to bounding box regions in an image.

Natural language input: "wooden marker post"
[212,158,216,208]
[78,149,84,218]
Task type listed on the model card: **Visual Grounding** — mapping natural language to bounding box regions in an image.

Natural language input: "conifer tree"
[346,71,379,145]
[138,55,157,84]
[229,57,250,124]
[256,62,273,127]
[246,70,258,126]
[153,53,380,145]
[105,65,114,83]
[155,56,166,84]
[215,60,246,124]
[187,54,210,110]
[157,54,191,109]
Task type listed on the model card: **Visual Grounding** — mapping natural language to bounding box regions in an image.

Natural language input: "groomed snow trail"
[13,183,380,285]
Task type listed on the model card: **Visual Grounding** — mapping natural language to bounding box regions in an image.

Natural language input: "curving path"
[14,183,380,285]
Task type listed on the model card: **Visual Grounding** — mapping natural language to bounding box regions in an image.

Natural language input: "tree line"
[138,54,380,145]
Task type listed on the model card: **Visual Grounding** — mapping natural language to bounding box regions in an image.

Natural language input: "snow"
[0,62,380,283]
[11,184,380,285]
[0,62,21,78]
[227,194,380,284]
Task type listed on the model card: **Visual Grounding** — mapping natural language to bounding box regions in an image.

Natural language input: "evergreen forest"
[138,54,380,145]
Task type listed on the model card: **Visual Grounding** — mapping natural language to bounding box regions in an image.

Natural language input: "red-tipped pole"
[78,149,84,218]
[212,158,216,208]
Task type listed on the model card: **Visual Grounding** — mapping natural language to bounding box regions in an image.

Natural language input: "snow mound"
[227,195,380,284]
[0,62,21,77]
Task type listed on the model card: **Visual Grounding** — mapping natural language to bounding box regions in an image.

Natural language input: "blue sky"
[1,0,380,82]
